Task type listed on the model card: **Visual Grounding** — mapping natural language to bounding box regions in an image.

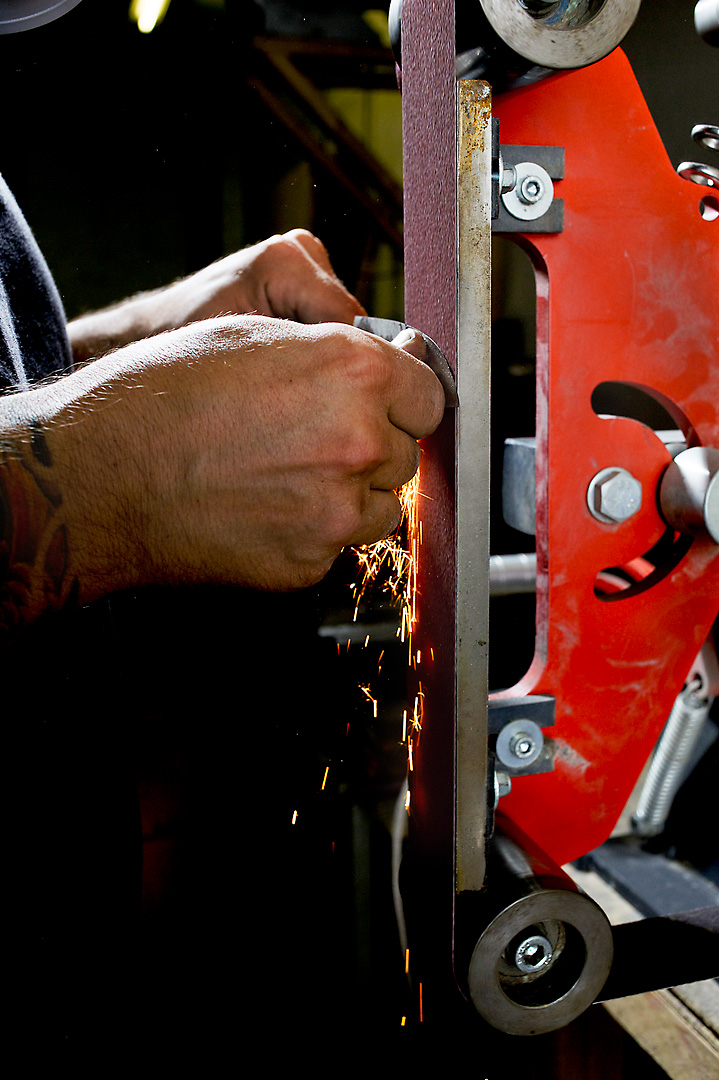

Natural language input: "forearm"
[68,286,175,364]
[0,415,78,636]
[67,231,364,364]
[67,262,246,364]
[0,363,142,635]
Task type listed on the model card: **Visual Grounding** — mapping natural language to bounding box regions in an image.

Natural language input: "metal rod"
[489,552,537,596]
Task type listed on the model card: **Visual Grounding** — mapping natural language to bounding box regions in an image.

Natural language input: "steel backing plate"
[479,0,641,70]
[467,888,613,1035]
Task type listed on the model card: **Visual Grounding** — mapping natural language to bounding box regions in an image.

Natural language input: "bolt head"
[494,770,512,807]
[509,731,536,759]
[514,934,553,973]
[588,467,642,524]
[518,175,545,204]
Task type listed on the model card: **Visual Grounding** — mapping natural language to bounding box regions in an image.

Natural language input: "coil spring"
[633,681,714,837]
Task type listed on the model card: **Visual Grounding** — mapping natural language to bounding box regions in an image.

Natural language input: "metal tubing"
[489,552,537,596]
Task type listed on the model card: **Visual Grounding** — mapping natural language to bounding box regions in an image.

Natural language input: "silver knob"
[659,446,719,543]
[695,0,719,46]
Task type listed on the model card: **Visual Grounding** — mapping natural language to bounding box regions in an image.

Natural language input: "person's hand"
[165,229,365,325]
[0,317,444,630]
[68,231,364,364]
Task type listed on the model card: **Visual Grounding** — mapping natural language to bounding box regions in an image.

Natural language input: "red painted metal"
[493,48,719,866]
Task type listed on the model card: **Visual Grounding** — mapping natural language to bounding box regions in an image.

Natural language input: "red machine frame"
[492,49,719,865]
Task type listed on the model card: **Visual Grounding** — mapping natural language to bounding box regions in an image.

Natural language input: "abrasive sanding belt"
[400,0,458,864]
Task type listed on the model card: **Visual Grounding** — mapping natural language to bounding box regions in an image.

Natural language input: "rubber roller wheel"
[467,886,614,1035]
[390,0,642,90]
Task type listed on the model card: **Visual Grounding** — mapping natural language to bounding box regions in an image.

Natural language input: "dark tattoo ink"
[0,424,76,638]
[29,419,53,467]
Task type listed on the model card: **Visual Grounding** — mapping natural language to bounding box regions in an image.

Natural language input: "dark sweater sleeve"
[0,173,72,391]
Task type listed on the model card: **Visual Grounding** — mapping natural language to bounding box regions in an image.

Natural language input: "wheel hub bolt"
[515,933,553,973]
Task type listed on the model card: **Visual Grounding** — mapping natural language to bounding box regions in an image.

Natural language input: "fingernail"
[392,327,420,348]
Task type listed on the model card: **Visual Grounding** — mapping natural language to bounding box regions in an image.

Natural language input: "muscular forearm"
[67,230,364,364]
[0,419,77,636]
[68,287,174,364]
[0,365,140,635]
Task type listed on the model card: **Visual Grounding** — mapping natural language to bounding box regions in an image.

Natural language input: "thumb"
[391,326,427,362]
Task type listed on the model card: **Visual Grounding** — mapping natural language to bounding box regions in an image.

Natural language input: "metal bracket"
[492,119,565,233]
[489,695,556,779]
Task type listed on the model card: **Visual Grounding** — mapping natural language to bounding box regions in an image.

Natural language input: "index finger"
[277,231,366,325]
[379,330,447,440]
[282,229,335,274]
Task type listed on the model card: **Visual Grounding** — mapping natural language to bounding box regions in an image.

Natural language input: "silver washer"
[496,719,544,769]
[502,162,554,221]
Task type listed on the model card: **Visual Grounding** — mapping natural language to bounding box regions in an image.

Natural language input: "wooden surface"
[570,865,719,1078]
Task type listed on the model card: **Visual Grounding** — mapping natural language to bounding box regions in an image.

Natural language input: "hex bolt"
[501,164,517,194]
[518,175,545,204]
[493,770,512,808]
[514,934,553,974]
[587,467,643,524]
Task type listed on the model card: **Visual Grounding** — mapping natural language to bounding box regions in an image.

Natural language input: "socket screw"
[509,731,537,760]
[515,934,553,974]
[518,175,545,204]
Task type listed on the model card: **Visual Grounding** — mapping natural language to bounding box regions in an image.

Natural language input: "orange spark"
[351,471,420,632]
[350,468,424,793]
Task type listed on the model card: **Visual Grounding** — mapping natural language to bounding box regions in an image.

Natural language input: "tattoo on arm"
[0,421,79,638]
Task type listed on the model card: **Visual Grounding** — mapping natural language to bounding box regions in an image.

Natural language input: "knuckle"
[406,439,422,480]
[323,498,364,547]
[282,228,326,263]
[381,493,402,536]
[284,227,315,244]
[290,557,335,590]
[337,426,384,476]
[427,379,446,430]
[345,338,388,392]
